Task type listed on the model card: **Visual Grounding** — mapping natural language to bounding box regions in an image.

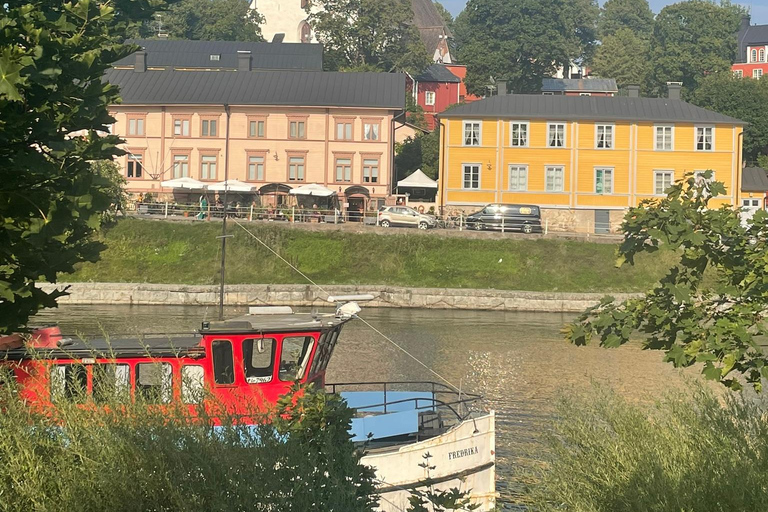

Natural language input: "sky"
[440,0,768,25]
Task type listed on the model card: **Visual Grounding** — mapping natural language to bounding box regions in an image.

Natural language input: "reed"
[529,384,768,511]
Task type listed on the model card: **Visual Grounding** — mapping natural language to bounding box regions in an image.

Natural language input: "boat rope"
[233,220,461,392]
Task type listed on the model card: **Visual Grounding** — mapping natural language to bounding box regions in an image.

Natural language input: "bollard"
[249,204,253,222]
[545,219,549,235]
[164,202,168,218]
[292,206,295,223]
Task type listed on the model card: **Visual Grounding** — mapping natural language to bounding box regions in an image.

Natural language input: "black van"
[465,204,543,233]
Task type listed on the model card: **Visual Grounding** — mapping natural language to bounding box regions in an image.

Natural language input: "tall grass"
[0,367,376,512]
[530,385,768,512]
[70,219,672,292]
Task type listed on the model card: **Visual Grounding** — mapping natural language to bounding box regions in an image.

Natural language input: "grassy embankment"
[70,218,673,292]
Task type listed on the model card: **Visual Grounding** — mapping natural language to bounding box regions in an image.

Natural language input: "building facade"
[438,86,745,232]
[106,52,405,213]
[733,16,768,79]
[409,64,480,130]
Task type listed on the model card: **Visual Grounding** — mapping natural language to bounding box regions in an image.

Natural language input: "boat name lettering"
[448,446,478,460]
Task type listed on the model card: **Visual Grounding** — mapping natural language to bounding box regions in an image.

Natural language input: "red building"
[409,64,480,130]
[733,16,768,79]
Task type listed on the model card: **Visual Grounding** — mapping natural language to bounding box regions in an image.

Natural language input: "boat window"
[279,336,315,381]
[135,363,172,403]
[50,364,88,403]
[319,330,339,372]
[212,340,235,385]
[308,332,328,376]
[92,364,130,403]
[242,338,276,383]
[181,365,205,404]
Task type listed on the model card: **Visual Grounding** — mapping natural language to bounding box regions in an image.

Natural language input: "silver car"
[377,206,437,230]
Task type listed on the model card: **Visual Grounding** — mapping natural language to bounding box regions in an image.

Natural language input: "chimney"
[237,50,251,72]
[497,79,507,96]
[667,82,682,100]
[272,33,285,44]
[741,15,751,33]
[135,50,146,73]
[627,85,640,98]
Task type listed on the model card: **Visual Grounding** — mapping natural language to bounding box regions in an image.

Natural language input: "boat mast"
[218,104,232,320]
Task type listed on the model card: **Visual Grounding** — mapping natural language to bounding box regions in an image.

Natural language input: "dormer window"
[210,54,221,61]
[751,49,758,63]
[761,48,766,62]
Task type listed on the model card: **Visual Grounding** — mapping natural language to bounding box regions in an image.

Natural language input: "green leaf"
[0,48,24,101]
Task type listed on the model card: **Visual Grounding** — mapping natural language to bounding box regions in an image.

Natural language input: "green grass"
[70,218,673,292]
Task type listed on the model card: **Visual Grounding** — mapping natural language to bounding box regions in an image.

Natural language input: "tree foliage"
[590,28,652,90]
[0,0,166,334]
[395,130,440,182]
[598,0,654,39]
[692,72,768,163]
[149,0,264,41]
[306,0,430,74]
[455,0,599,95]
[649,0,743,97]
[565,173,768,391]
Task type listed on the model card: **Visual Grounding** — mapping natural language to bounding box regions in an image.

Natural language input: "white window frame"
[761,48,766,62]
[755,68,764,79]
[654,124,674,151]
[173,119,190,137]
[595,124,614,149]
[579,92,591,96]
[734,69,743,78]
[508,164,528,191]
[462,163,481,189]
[695,125,714,151]
[462,121,481,146]
[424,91,436,106]
[545,165,565,192]
[547,122,566,148]
[363,123,379,140]
[752,49,758,63]
[654,170,674,196]
[594,167,614,195]
[509,121,529,148]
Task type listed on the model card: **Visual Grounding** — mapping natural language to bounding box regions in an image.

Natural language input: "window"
[463,121,481,146]
[127,154,143,178]
[92,364,130,404]
[508,165,527,191]
[135,363,173,403]
[425,91,436,106]
[336,121,353,140]
[173,118,190,137]
[655,125,674,151]
[363,122,379,140]
[363,158,379,183]
[201,119,217,137]
[755,69,764,79]
[654,170,674,195]
[595,168,613,194]
[335,157,352,182]
[734,69,743,78]
[279,336,315,381]
[595,124,614,149]
[172,154,189,178]
[200,155,217,180]
[248,155,265,181]
[288,155,305,181]
[694,170,716,196]
[243,338,276,384]
[462,164,480,189]
[542,91,554,96]
[545,166,564,192]
[695,126,714,151]
[547,123,565,147]
[300,21,311,43]
[181,365,205,404]
[510,122,528,147]
[50,364,87,403]
[210,54,221,61]
[579,93,591,96]
[212,340,235,385]
[752,49,758,63]
[289,120,306,139]
[127,117,145,136]
[249,119,266,138]
[761,49,766,62]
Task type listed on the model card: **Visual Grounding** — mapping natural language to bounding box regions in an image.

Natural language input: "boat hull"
[361,411,496,511]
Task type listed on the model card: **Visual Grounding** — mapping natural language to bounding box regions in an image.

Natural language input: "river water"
[34,304,702,507]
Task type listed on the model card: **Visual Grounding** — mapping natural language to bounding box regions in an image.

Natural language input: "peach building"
[106,51,405,212]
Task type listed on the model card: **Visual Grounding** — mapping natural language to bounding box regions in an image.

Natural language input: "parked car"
[377,206,437,230]
[466,204,543,233]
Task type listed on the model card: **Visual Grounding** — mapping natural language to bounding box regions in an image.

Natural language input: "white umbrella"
[207,180,256,192]
[160,177,208,189]
[289,183,336,197]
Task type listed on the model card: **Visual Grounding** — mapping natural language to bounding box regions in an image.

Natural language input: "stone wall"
[42,283,640,313]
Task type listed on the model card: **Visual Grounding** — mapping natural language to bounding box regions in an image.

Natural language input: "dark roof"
[440,94,746,125]
[3,335,205,360]
[105,68,406,109]
[742,167,768,192]
[542,78,618,93]
[114,39,323,71]
[737,20,768,63]
[415,64,460,83]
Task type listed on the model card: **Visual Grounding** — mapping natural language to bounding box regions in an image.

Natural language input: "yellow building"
[438,86,746,232]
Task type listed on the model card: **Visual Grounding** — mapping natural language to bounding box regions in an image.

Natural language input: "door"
[594,210,610,234]
[741,198,762,226]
